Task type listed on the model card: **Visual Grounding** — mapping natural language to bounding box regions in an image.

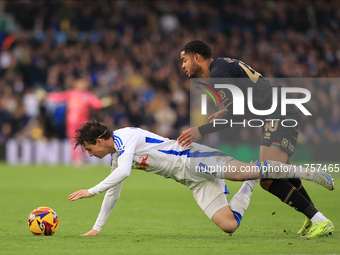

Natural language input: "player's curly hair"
[181,39,212,59]
[74,119,111,149]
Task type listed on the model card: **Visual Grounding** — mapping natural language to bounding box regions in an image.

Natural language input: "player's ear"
[194,53,200,62]
[96,139,102,145]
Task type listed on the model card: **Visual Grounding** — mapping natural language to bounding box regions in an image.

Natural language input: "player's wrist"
[198,123,214,136]
[87,188,97,196]
[93,226,101,232]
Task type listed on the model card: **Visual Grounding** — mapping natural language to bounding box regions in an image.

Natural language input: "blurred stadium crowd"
[0,1,340,149]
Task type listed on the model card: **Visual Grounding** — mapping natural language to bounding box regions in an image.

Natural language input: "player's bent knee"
[218,222,238,233]
[260,179,273,190]
[211,205,239,233]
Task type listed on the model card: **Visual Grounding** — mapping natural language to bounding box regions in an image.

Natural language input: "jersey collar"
[208,59,214,75]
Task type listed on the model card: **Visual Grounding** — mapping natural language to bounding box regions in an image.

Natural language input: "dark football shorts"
[260,119,299,156]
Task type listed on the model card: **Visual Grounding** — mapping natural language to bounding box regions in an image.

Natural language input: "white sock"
[259,160,314,180]
[311,212,328,223]
[229,180,257,220]
[244,179,259,192]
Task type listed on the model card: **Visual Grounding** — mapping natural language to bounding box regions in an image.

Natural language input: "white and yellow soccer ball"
[27,206,59,236]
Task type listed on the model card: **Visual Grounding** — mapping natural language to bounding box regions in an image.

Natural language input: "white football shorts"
[184,143,234,219]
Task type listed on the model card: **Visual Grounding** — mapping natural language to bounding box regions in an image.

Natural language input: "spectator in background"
[45,77,111,167]
[0,0,340,158]
[23,88,40,120]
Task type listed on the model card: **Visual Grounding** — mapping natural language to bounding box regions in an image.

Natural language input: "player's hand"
[81,229,100,236]
[68,189,93,201]
[177,127,202,147]
[208,109,229,123]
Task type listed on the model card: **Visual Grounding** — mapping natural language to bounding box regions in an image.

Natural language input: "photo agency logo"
[197,82,312,128]
[196,82,224,114]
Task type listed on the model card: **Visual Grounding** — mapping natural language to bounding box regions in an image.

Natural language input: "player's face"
[83,140,106,159]
[181,51,202,78]
[75,79,89,91]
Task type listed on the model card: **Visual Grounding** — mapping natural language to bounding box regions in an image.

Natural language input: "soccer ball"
[27,206,59,236]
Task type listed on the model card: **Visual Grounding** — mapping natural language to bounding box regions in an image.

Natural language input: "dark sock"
[288,178,314,206]
[302,204,319,220]
[268,179,318,219]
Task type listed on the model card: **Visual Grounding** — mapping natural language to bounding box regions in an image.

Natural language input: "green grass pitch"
[0,163,339,255]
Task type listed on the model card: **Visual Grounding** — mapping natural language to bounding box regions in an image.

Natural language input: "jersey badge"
[218,89,226,100]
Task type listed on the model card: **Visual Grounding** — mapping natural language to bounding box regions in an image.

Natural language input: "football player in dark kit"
[177,39,334,238]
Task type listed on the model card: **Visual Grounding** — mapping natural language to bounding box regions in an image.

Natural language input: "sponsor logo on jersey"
[135,156,149,170]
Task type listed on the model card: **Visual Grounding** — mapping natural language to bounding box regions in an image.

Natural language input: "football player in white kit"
[69,119,334,236]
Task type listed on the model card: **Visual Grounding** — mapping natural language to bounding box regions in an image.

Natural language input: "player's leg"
[211,205,239,233]
[218,158,334,189]
[284,161,334,237]
[190,141,334,236]
[259,144,289,190]
[210,180,257,233]
[259,145,334,237]
[190,140,330,184]
[259,119,334,236]
[285,157,315,234]
[258,119,295,190]
[192,181,237,233]
[192,178,255,234]
[262,156,315,204]
[220,159,258,181]
[285,157,315,205]
[67,122,83,168]
[287,179,314,205]
[259,145,317,212]
[209,194,239,233]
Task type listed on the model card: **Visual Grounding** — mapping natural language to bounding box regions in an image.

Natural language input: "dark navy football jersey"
[209,57,297,120]
[198,58,299,136]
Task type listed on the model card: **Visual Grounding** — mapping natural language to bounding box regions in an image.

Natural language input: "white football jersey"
[112,127,229,184]
[88,127,230,195]
[112,127,187,182]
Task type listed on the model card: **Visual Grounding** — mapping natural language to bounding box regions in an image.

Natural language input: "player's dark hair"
[181,40,212,59]
[74,119,111,149]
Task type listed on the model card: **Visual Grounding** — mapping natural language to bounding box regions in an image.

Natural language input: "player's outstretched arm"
[91,182,124,235]
[208,109,229,123]
[177,127,202,147]
[81,229,100,236]
[68,189,93,201]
